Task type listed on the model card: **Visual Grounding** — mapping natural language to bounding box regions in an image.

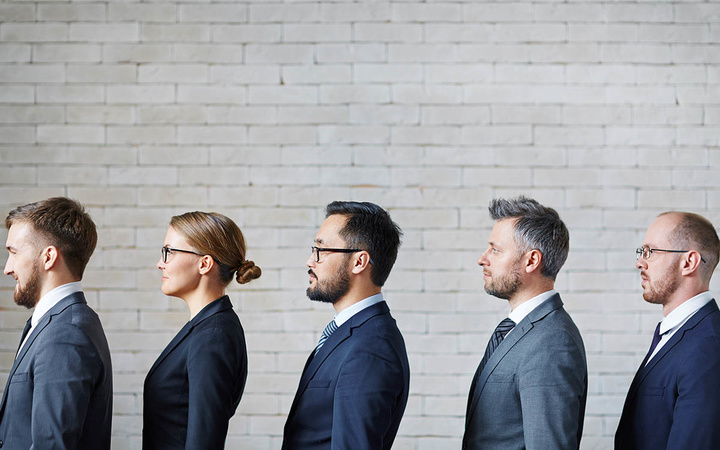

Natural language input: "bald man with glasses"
[616,211,720,449]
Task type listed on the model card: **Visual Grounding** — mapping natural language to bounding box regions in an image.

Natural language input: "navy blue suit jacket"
[0,292,113,449]
[282,301,410,450]
[615,299,720,449]
[143,296,248,450]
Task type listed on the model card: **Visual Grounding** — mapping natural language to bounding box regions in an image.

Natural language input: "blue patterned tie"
[641,322,663,367]
[314,319,338,356]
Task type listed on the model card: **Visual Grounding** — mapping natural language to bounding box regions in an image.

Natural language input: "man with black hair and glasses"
[282,201,410,450]
[616,211,720,449]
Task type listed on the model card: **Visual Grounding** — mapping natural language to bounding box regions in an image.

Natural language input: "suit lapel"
[0,292,87,418]
[466,294,564,422]
[146,296,232,380]
[288,301,390,416]
[626,299,718,399]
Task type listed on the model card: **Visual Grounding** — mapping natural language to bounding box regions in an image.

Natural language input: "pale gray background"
[1,0,719,448]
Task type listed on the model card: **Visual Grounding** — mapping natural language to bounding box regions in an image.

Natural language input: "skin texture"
[4,222,43,309]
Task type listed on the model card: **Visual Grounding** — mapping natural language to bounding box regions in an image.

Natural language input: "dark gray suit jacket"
[0,291,113,449]
[464,294,587,450]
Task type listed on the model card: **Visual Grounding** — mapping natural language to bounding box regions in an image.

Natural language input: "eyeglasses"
[311,246,365,263]
[161,246,203,264]
[635,246,706,263]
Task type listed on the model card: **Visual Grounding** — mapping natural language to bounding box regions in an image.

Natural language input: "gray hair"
[488,196,569,280]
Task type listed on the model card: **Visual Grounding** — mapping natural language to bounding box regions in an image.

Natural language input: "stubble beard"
[14,264,41,309]
[642,264,680,305]
[307,265,351,304]
[484,260,523,300]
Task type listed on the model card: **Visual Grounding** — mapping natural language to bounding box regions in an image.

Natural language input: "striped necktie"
[479,317,516,376]
[314,319,338,356]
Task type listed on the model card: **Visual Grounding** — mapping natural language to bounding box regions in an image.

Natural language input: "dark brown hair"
[170,211,261,286]
[5,197,97,279]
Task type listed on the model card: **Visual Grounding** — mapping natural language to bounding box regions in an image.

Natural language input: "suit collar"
[466,293,564,422]
[628,299,718,397]
[0,291,87,418]
[145,295,232,379]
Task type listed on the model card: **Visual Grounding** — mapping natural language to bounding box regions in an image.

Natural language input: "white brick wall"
[1,0,718,448]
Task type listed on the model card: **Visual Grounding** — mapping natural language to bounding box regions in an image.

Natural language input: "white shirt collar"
[334,293,384,327]
[32,282,82,327]
[659,291,713,335]
[508,289,557,325]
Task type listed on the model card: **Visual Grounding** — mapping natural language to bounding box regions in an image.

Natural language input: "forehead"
[6,221,34,246]
[489,218,517,244]
[164,226,189,246]
[315,214,348,244]
[644,214,678,245]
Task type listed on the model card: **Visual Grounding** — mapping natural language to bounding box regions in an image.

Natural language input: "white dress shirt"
[17,281,82,357]
[646,291,713,365]
[334,293,385,328]
[506,289,557,336]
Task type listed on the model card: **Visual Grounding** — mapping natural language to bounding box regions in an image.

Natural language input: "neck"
[333,284,381,314]
[39,273,80,300]
[184,287,225,319]
[661,285,708,317]
[508,279,554,311]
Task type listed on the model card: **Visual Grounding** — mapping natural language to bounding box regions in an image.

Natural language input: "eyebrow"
[315,238,324,245]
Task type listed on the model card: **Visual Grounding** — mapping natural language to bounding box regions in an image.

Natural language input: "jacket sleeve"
[330,338,406,450]
[30,323,104,450]
[667,335,720,448]
[517,328,587,450]
[185,327,245,450]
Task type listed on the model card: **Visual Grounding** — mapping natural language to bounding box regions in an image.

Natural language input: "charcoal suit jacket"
[464,293,588,450]
[0,291,113,450]
[282,301,410,450]
[615,299,720,449]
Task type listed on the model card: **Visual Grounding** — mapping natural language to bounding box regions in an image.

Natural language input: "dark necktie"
[467,317,516,416]
[314,319,338,356]
[640,322,663,367]
[16,318,32,357]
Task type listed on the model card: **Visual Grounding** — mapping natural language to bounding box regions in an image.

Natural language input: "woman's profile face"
[157,227,202,299]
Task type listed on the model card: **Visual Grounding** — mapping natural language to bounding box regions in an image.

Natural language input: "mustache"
[308,269,317,278]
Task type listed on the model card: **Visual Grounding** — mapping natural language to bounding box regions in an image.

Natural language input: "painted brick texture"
[1,0,719,448]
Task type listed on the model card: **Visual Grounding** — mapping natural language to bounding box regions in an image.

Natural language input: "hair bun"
[236,260,262,285]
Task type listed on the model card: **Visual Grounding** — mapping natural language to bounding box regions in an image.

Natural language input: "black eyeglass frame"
[161,246,204,264]
[635,246,706,264]
[311,246,371,264]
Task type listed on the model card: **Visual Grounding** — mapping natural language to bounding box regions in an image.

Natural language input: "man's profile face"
[4,222,43,309]
[306,214,351,304]
[478,219,524,300]
[636,215,682,305]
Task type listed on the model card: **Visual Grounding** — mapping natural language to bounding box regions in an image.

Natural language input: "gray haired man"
[464,196,587,449]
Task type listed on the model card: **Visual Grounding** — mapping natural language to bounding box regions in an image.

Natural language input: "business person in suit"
[143,211,261,449]
[0,197,112,449]
[282,201,410,450]
[615,212,720,449]
[463,196,587,450]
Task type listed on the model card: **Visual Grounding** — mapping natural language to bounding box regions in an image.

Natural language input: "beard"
[15,263,41,309]
[307,265,350,304]
[484,259,523,300]
[642,264,680,305]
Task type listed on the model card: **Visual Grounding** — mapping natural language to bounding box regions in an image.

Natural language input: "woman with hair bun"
[143,211,261,449]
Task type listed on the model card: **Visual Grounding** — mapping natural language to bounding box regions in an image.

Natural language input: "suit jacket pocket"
[639,386,664,396]
[11,372,28,383]
[486,372,515,383]
[307,379,331,389]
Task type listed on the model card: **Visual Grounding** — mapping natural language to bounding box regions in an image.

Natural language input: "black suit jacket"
[282,301,410,450]
[615,299,720,449]
[143,296,248,450]
[0,291,113,449]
